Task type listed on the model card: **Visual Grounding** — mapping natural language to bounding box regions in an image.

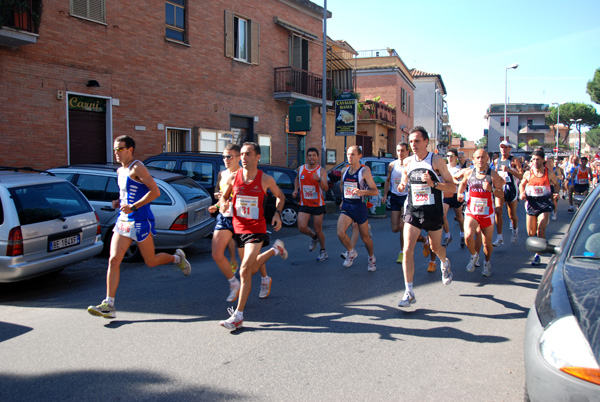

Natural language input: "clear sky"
[313,0,600,141]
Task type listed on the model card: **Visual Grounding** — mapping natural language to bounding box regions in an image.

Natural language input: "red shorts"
[466,213,494,229]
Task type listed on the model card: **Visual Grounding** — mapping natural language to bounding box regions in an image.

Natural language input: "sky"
[313,0,600,141]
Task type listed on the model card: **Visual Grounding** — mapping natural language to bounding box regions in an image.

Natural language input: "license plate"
[49,234,81,251]
[194,208,207,221]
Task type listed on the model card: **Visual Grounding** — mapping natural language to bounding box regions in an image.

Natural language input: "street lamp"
[435,88,440,152]
[552,102,566,158]
[570,118,583,157]
[504,64,518,144]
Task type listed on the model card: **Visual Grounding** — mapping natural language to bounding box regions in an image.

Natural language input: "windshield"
[570,195,600,260]
[168,177,211,203]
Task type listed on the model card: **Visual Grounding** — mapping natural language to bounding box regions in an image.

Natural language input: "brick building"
[1,0,331,169]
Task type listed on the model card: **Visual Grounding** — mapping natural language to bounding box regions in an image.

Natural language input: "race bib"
[526,186,547,197]
[116,220,136,240]
[236,195,259,219]
[470,197,488,216]
[343,182,360,199]
[393,178,402,192]
[411,183,434,206]
[302,185,318,200]
[578,178,588,185]
[499,171,511,183]
[221,201,233,217]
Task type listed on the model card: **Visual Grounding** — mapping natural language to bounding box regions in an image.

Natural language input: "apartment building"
[410,69,448,153]
[485,103,550,152]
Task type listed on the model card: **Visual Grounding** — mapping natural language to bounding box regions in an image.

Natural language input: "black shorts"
[389,194,407,212]
[573,184,589,194]
[443,194,463,209]
[233,233,270,249]
[503,185,518,203]
[525,197,554,216]
[299,205,326,215]
[403,213,443,232]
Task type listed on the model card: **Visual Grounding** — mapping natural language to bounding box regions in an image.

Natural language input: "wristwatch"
[433,181,438,189]
[131,204,137,212]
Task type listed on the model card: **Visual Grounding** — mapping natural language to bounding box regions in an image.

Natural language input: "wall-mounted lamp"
[86,80,100,87]
[380,133,385,137]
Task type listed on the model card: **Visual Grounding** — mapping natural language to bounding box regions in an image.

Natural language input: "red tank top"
[525,168,552,198]
[298,164,325,207]
[232,169,267,234]
[466,168,494,217]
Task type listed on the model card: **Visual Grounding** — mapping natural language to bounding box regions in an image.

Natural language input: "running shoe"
[482,261,492,277]
[460,237,465,248]
[396,251,403,264]
[367,256,376,272]
[309,236,319,252]
[427,261,436,272]
[442,235,453,247]
[219,307,243,331]
[340,251,348,260]
[87,300,116,319]
[423,242,430,257]
[317,249,328,262]
[227,278,240,302]
[568,206,574,212]
[441,259,453,285]
[259,277,272,299]
[398,291,416,308]
[509,220,513,230]
[531,254,541,266]
[273,239,288,260]
[511,228,518,244]
[466,254,479,273]
[492,237,504,247]
[343,249,358,268]
[230,261,238,274]
[174,249,191,276]
[551,212,557,221]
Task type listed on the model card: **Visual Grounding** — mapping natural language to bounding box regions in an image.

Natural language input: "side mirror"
[526,237,557,255]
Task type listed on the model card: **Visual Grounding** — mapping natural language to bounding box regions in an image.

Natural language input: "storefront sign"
[335,92,356,136]
[68,95,106,113]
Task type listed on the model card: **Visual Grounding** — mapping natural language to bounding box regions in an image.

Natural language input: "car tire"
[280,204,298,227]
[105,228,141,263]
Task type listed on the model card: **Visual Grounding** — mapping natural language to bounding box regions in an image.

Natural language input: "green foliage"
[528,139,540,147]
[518,142,526,149]
[586,127,600,148]
[587,68,600,105]
[476,136,487,149]
[545,102,600,144]
[452,132,467,141]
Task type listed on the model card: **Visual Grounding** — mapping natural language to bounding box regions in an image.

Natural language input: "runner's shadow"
[104,316,207,329]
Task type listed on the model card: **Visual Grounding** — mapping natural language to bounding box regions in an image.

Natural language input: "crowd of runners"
[87,130,599,331]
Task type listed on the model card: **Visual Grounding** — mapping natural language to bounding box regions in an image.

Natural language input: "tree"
[586,127,600,148]
[452,132,467,141]
[528,139,540,148]
[587,68,600,105]
[476,136,487,149]
[545,102,600,145]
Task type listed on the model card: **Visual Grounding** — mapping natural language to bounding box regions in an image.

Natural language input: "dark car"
[143,152,299,226]
[524,184,600,401]
[327,156,395,203]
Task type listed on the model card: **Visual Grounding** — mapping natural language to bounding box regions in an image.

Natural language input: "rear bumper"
[153,217,215,250]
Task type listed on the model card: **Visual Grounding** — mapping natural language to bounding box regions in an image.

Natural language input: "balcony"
[358,100,396,128]
[0,0,40,48]
[273,66,332,107]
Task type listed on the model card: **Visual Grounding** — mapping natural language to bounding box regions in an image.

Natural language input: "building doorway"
[68,95,107,164]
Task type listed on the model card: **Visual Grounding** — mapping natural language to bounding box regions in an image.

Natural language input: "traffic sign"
[553,146,558,153]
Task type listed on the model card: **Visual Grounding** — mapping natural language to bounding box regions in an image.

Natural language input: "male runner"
[293,147,329,262]
[397,127,456,308]
[337,145,379,271]
[519,149,559,265]
[87,135,191,319]
[218,142,288,331]
[493,140,523,246]
[569,156,593,201]
[545,156,562,220]
[442,149,465,248]
[457,149,505,276]
[383,142,410,263]
[565,155,579,212]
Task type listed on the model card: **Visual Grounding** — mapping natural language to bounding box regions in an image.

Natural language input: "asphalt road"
[0,200,574,401]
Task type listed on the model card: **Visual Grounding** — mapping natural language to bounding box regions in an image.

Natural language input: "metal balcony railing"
[274,66,332,101]
[0,0,37,33]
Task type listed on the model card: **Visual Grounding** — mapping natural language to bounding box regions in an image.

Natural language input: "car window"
[74,174,111,201]
[367,161,387,176]
[106,177,120,201]
[181,161,214,185]
[9,182,92,225]
[570,196,600,258]
[146,160,177,171]
[266,170,293,190]
[0,197,4,225]
[168,177,211,203]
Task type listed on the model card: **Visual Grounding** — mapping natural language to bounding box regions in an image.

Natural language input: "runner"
[87,135,191,319]
[397,127,456,308]
[565,155,579,212]
[218,142,288,331]
[493,140,523,246]
[442,149,465,248]
[293,147,329,262]
[457,149,505,276]
[545,155,562,220]
[383,142,410,263]
[570,156,593,201]
[337,145,379,272]
[519,149,559,266]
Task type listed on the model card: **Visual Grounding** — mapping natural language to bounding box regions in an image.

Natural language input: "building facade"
[410,69,447,153]
[485,103,550,152]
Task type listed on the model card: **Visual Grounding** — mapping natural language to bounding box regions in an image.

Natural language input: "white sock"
[106,297,115,307]
[406,282,413,293]
[272,247,280,256]
[173,254,181,264]
[228,277,237,284]
[444,232,451,238]
[442,259,450,269]
[235,309,243,320]
[497,234,503,239]
[471,253,477,259]
[261,275,270,284]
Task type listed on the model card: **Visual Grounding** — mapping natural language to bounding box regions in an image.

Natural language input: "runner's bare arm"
[357,167,379,197]
[519,172,530,200]
[292,167,300,198]
[456,169,472,202]
[432,155,456,194]
[382,162,394,202]
[490,170,506,198]
[318,167,329,192]
[264,174,284,231]
[218,174,235,212]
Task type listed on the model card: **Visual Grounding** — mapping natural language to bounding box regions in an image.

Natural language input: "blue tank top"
[118,160,155,222]
[342,165,366,204]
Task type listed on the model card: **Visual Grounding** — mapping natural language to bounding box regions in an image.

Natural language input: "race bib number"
[526,186,547,197]
[343,182,360,199]
[116,220,136,239]
[411,183,434,206]
[470,197,488,216]
[236,195,259,219]
[499,171,511,183]
[578,178,588,185]
[302,185,318,200]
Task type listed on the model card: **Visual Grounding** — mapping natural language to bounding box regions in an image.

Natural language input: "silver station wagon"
[0,169,103,282]
[49,164,215,262]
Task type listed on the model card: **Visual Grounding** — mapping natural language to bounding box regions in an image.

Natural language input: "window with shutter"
[70,0,106,24]
[224,10,259,65]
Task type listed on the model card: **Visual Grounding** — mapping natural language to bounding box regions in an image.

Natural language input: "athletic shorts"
[443,194,464,209]
[214,213,234,232]
[465,212,494,229]
[299,205,326,215]
[233,233,270,249]
[503,185,518,203]
[114,218,156,242]
[525,197,554,216]
[389,194,407,212]
[403,213,443,232]
[573,184,589,194]
[340,201,369,225]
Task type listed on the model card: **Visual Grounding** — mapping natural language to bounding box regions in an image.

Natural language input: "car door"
[70,173,120,232]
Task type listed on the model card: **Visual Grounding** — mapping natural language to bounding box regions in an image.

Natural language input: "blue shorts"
[340,201,369,225]
[114,218,156,242]
[389,194,407,212]
[214,213,234,232]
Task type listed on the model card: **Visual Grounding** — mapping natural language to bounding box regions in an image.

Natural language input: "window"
[167,128,188,152]
[401,88,407,113]
[70,0,106,24]
[181,161,214,186]
[407,94,411,116]
[266,170,293,190]
[225,11,260,64]
[199,130,234,153]
[258,135,271,164]
[166,0,186,42]
[292,35,308,71]
[501,117,510,127]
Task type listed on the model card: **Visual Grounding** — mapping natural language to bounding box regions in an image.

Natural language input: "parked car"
[0,168,103,282]
[49,164,214,262]
[327,156,395,203]
[144,152,299,226]
[524,184,600,401]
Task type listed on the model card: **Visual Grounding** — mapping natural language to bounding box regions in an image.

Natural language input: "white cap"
[499,140,512,147]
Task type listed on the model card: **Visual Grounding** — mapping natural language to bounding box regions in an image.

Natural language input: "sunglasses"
[113,146,126,152]
[222,155,239,160]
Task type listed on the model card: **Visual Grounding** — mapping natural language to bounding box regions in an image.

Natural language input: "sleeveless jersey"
[298,164,325,207]
[232,169,267,234]
[390,160,408,196]
[465,168,494,218]
[496,156,517,190]
[574,166,590,185]
[118,160,154,222]
[525,168,553,214]
[342,165,366,204]
[405,152,443,220]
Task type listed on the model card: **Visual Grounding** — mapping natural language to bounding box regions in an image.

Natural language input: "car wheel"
[105,228,141,263]
[280,204,298,227]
